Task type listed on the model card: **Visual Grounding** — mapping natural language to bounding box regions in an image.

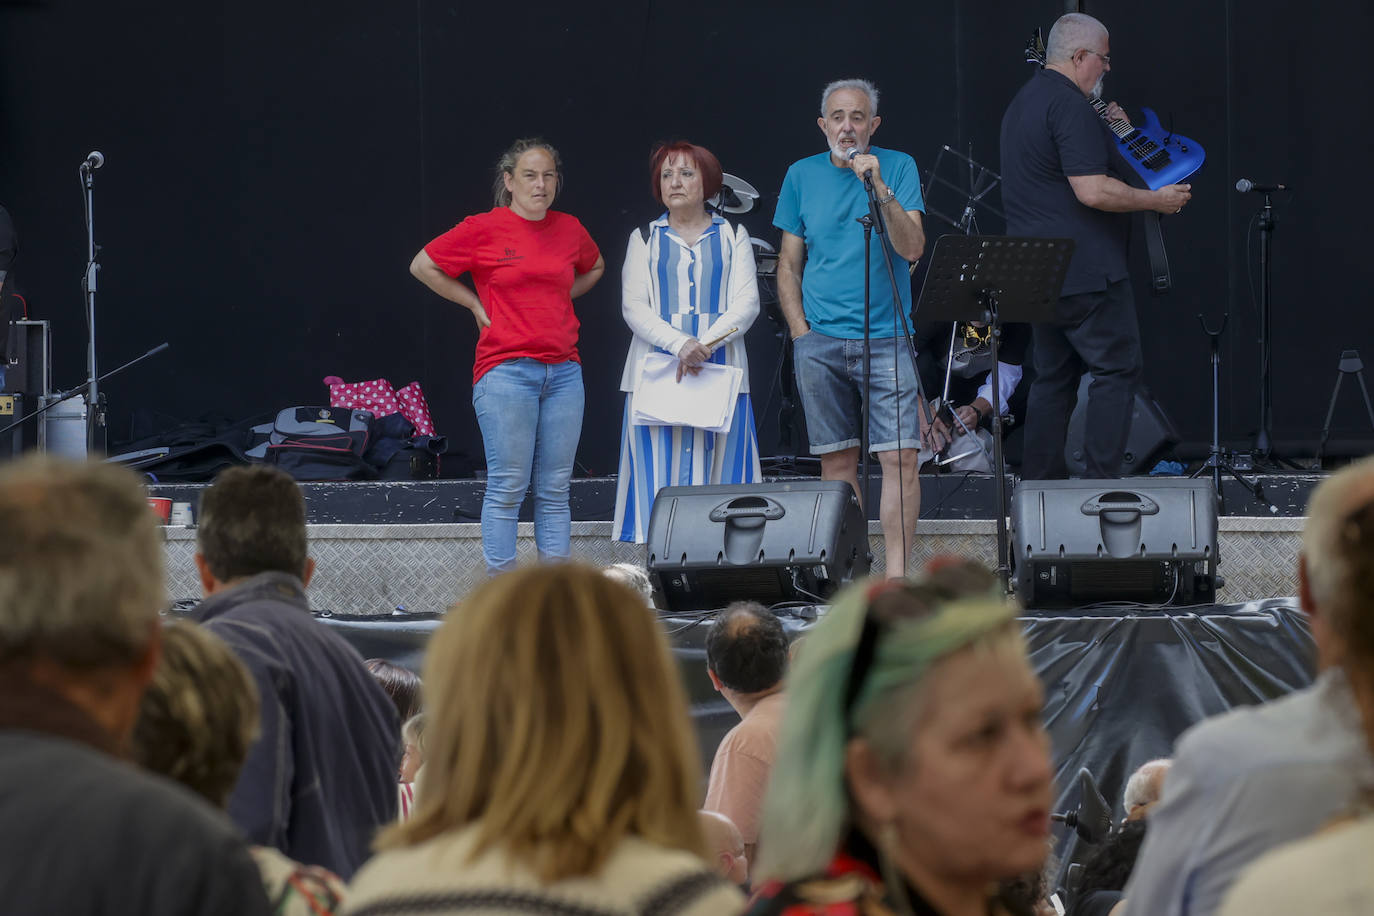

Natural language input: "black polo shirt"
[1000,68,1130,297]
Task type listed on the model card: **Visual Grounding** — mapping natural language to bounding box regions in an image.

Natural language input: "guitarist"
[1000,12,1192,480]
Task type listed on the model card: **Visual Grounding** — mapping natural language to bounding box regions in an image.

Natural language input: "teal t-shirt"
[772,146,925,339]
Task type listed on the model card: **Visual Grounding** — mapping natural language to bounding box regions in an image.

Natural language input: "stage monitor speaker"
[647,481,870,611]
[1065,375,1179,475]
[1010,478,1218,608]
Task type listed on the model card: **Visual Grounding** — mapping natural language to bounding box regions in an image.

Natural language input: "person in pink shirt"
[703,600,789,871]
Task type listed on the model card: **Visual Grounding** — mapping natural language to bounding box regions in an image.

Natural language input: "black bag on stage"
[264,406,376,481]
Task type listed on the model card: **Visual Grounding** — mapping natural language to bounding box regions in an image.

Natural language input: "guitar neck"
[1089,97,1135,139]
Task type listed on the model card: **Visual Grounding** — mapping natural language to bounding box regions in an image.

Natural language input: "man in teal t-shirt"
[773,78,928,578]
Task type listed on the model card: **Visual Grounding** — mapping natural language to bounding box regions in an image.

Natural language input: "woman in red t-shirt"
[410,138,605,575]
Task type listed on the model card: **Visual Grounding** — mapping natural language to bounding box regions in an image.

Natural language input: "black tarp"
[320,598,1316,884]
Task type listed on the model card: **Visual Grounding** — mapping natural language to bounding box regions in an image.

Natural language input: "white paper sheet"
[630,352,743,433]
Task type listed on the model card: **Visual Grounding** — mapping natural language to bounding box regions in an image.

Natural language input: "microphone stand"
[80,156,104,452]
[856,161,931,574]
[1253,190,1276,460]
[0,342,170,438]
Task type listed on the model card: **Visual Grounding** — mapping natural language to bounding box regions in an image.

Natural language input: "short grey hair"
[819,79,879,117]
[493,137,563,208]
[1046,12,1108,65]
[0,456,165,668]
[1123,758,1171,812]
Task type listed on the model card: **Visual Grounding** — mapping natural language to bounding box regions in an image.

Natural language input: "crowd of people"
[2,450,1372,914]
[3,13,1369,916]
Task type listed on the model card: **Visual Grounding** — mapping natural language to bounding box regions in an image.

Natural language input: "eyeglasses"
[1082,49,1111,65]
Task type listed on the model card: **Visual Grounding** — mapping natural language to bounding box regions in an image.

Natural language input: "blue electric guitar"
[1024,30,1204,291]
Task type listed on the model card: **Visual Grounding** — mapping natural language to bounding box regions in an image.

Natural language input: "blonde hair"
[0,456,165,668]
[1303,455,1374,676]
[376,564,706,881]
[131,619,260,808]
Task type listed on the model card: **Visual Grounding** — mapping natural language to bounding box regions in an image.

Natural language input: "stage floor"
[162,514,1302,616]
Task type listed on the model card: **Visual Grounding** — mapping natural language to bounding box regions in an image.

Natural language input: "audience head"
[705,601,788,697]
[400,713,426,784]
[0,456,166,741]
[378,563,705,882]
[365,658,423,723]
[195,465,313,592]
[1122,758,1172,822]
[602,562,655,606]
[698,810,748,885]
[130,620,259,808]
[1300,456,1374,679]
[756,560,1051,898]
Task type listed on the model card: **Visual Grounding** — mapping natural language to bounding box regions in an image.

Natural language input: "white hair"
[603,562,655,606]
[819,78,879,117]
[1123,758,1172,812]
[1046,12,1108,65]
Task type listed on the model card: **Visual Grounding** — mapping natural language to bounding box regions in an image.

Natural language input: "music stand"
[916,235,1073,586]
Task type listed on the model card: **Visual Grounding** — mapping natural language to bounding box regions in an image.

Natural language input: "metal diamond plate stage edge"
[163,517,1302,616]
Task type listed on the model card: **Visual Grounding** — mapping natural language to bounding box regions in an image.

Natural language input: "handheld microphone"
[843,146,873,180]
[1235,178,1288,193]
[81,151,105,170]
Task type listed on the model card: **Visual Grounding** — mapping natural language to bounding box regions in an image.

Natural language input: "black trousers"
[1021,279,1142,479]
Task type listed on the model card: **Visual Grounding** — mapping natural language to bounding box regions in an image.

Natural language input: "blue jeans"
[472,359,584,575]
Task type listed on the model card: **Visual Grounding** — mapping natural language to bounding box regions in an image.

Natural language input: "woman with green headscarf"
[744,560,1053,916]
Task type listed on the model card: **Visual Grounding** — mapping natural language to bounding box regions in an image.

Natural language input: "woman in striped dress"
[613,141,762,543]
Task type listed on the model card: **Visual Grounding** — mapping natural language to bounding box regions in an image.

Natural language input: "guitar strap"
[1142,211,1172,294]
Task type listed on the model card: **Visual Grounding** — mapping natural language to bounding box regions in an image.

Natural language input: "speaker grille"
[1068,560,1167,601]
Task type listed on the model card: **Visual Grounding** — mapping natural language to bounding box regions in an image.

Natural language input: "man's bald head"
[704,601,788,694]
[699,809,748,884]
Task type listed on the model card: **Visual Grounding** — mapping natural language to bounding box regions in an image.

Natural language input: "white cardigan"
[341,824,744,916]
[617,218,760,394]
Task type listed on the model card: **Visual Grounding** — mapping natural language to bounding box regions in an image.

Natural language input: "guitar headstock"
[1024,27,1046,67]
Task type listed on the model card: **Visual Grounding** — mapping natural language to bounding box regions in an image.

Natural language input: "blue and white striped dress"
[613,214,762,544]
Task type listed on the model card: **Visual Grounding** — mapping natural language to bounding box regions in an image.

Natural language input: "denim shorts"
[792,330,923,454]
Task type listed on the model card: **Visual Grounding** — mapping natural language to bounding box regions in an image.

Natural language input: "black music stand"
[916,235,1073,587]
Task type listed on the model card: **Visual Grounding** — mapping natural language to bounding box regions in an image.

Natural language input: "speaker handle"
[708,496,786,523]
[1079,492,1160,518]
[1081,491,1159,559]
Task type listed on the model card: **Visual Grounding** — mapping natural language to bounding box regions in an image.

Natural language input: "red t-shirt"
[424,207,601,384]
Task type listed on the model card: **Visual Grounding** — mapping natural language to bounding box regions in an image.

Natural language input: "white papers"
[630,352,743,433]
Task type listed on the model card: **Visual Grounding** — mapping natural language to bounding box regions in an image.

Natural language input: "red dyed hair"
[649,141,724,206]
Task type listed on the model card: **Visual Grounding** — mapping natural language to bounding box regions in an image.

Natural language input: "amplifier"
[1010,478,1218,607]
[1065,375,1179,475]
[647,481,870,611]
[0,393,23,459]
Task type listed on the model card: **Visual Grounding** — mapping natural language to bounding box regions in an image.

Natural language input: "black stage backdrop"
[1,1,1368,473]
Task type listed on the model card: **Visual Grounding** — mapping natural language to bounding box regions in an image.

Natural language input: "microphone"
[1235,178,1288,193]
[843,146,873,180]
[81,151,105,170]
